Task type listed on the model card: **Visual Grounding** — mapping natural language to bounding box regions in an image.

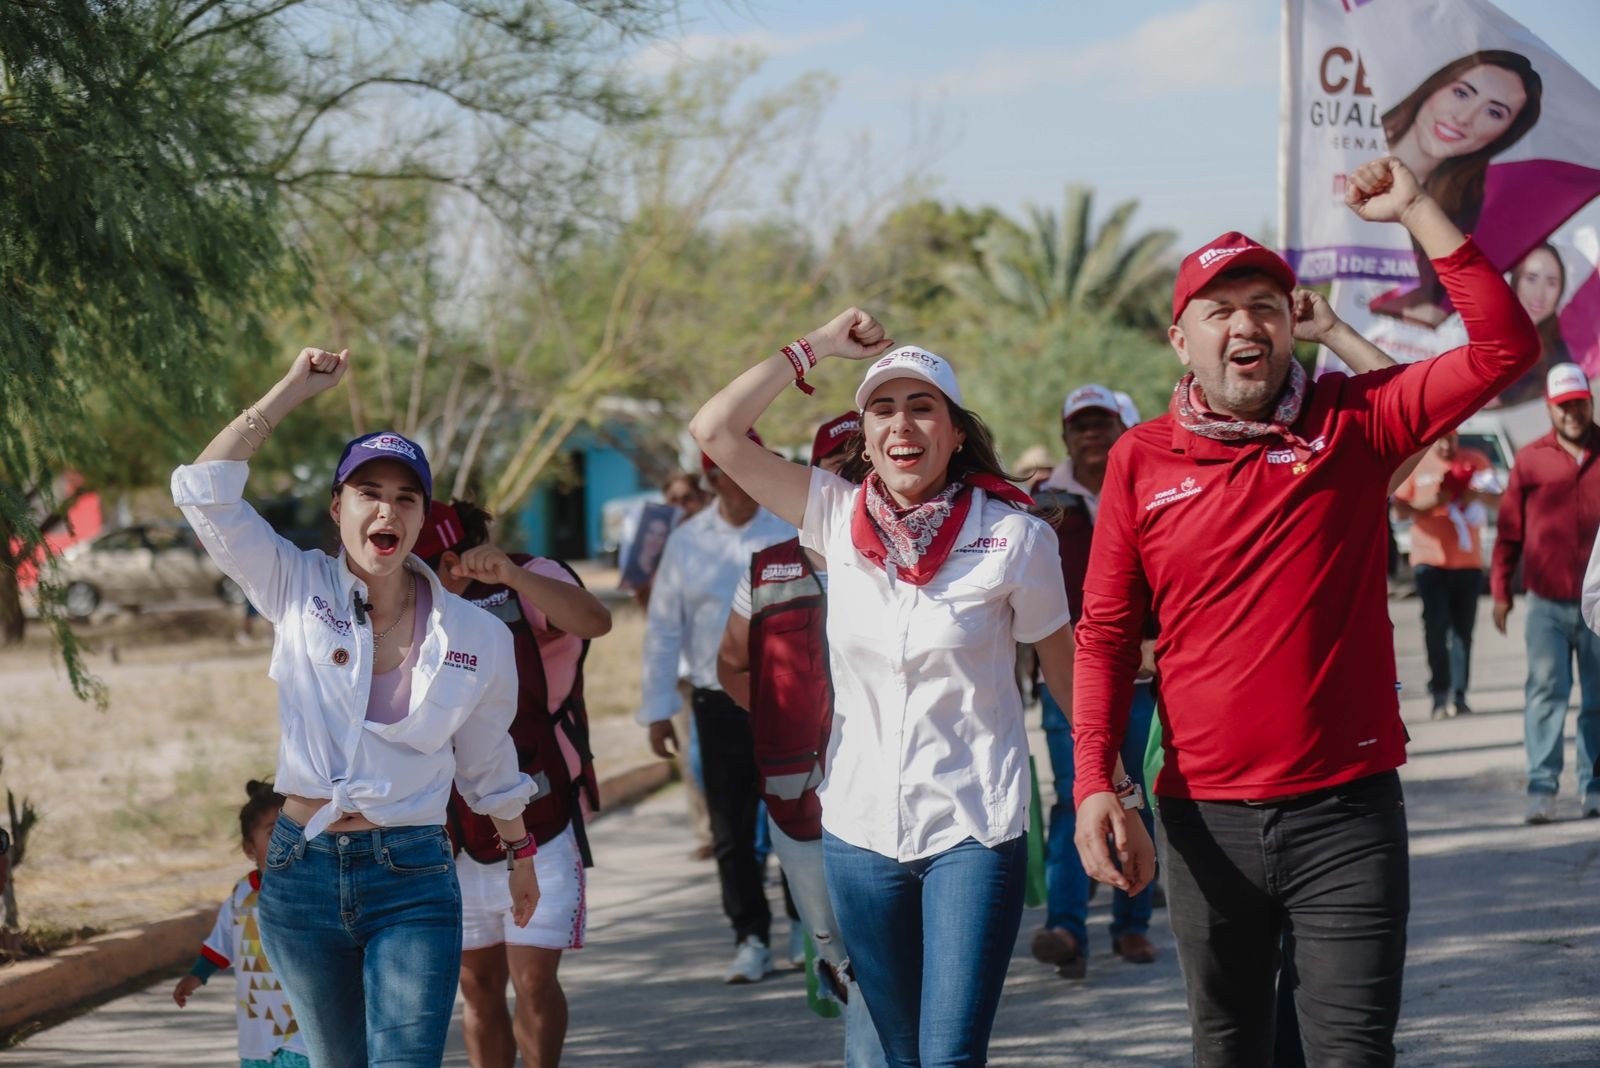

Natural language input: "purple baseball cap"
[332,431,433,504]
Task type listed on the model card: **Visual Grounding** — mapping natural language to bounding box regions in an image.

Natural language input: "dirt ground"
[0,590,652,939]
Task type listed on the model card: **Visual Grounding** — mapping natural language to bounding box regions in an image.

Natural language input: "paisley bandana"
[1170,361,1319,462]
[850,472,1033,586]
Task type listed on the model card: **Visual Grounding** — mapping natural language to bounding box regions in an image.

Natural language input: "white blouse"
[173,461,534,841]
[801,468,1072,861]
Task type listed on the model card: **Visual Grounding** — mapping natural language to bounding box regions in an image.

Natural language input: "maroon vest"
[1033,487,1094,621]
[747,539,830,841]
[446,555,598,866]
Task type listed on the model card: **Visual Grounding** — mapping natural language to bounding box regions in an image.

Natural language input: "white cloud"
[934,0,1275,99]
[630,19,870,76]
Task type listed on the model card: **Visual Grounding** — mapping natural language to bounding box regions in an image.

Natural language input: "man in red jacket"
[1491,363,1600,824]
[1071,157,1538,1068]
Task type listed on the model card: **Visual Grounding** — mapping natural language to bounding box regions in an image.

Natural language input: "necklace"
[372,572,415,646]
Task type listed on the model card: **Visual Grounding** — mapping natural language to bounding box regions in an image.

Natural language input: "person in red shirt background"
[1070,157,1538,1068]
[1392,431,1502,719]
[1491,363,1600,824]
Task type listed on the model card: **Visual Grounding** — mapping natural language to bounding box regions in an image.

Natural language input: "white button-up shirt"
[636,504,795,724]
[802,469,1072,861]
[172,461,534,840]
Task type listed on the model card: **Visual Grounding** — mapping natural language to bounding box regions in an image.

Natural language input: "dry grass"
[0,598,651,937]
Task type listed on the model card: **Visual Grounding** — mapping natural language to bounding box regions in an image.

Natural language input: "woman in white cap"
[691,310,1155,1066]
[171,346,539,1068]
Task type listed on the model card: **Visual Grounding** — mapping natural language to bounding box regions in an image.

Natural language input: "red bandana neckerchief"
[1169,361,1319,463]
[851,472,1034,586]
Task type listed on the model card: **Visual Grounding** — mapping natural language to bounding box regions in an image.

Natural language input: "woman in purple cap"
[690,317,1155,1066]
[172,347,539,1068]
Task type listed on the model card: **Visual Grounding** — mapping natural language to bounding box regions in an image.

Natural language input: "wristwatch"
[1112,775,1146,811]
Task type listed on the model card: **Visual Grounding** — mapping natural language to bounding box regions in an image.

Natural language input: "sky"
[630,0,1600,252]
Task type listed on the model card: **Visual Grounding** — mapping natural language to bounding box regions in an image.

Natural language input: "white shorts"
[457,823,587,951]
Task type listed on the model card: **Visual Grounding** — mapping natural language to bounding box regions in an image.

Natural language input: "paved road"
[8,599,1599,1066]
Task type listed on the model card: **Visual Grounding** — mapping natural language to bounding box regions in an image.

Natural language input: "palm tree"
[942,185,1177,332]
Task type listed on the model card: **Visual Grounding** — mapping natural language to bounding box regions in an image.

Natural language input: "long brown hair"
[1382,51,1542,226]
[1513,242,1568,357]
[838,401,1029,510]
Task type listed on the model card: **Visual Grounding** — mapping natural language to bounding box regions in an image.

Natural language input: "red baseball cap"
[1172,232,1297,324]
[701,429,765,474]
[413,501,464,560]
[810,412,860,466]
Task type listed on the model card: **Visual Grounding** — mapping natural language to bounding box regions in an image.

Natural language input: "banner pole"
[1277,0,1297,257]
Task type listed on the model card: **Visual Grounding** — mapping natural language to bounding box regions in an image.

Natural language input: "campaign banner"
[1316,230,1599,433]
[1281,0,1600,324]
[618,501,677,590]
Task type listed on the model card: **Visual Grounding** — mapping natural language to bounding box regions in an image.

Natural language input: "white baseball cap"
[1062,384,1121,422]
[1114,390,1142,428]
[854,346,964,409]
[1547,362,1591,405]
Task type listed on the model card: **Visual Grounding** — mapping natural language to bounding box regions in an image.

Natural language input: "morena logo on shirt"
[957,536,1009,554]
[471,589,512,609]
[443,649,479,672]
[760,562,805,582]
[1266,437,1327,465]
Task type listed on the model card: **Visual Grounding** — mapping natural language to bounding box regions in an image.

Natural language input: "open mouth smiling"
[887,444,926,469]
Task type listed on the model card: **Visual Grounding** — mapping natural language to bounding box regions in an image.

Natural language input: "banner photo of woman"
[1281,0,1600,322]
[1315,230,1600,424]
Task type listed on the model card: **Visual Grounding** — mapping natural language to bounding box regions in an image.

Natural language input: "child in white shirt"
[173,781,308,1068]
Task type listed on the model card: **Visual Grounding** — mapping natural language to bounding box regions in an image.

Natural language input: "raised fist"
[281,347,350,399]
[1344,157,1426,224]
[810,308,895,362]
[1291,289,1340,344]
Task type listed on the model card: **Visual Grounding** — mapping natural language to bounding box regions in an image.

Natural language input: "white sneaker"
[1582,796,1600,820]
[1525,795,1557,825]
[723,936,773,984]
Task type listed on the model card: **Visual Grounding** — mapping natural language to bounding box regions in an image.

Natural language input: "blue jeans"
[769,821,888,1068]
[1523,593,1600,800]
[1041,683,1156,951]
[258,816,463,1068]
[1413,564,1482,703]
[824,832,1028,1068]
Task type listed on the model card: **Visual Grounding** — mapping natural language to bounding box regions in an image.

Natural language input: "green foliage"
[932,313,1177,465]
[0,0,293,683]
[942,185,1177,334]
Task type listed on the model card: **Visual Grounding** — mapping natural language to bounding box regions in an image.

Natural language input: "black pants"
[1413,565,1482,704]
[1159,771,1409,1068]
[692,687,771,945]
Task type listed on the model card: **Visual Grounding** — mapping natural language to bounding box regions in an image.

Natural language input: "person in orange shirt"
[1394,431,1503,718]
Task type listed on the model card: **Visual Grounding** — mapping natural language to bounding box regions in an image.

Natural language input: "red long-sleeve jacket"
[1072,240,1539,804]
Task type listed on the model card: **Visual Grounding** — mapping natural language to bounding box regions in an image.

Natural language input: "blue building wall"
[514,426,648,560]
[585,446,645,557]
